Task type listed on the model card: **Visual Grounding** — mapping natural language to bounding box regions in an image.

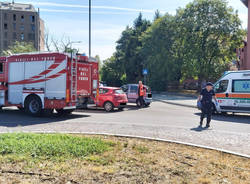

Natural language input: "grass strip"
[0,133,114,160]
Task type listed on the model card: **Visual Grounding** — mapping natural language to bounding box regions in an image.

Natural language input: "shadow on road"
[194,112,250,125]
[190,126,211,132]
[76,104,141,114]
[154,99,195,109]
[0,109,89,128]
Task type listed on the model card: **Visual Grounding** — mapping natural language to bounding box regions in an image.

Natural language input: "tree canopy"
[101,0,245,91]
[2,41,36,56]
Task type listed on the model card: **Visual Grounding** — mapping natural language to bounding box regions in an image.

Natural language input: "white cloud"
[40,8,141,15]
[22,1,157,13]
[238,13,248,29]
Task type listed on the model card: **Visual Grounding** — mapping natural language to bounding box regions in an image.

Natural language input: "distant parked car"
[99,81,107,87]
[96,87,128,112]
[121,84,152,107]
[183,79,198,90]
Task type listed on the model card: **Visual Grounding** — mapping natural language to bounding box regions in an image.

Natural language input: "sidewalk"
[153,93,197,108]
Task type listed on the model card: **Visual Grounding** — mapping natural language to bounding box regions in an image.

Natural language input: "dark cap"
[206,82,213,86]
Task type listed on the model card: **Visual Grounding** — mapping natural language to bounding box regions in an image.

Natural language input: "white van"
[213,70,250,113]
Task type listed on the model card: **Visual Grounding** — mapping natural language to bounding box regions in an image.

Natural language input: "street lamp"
[69,41,82,52]
[89,0,91,58]
[68,41,82,62]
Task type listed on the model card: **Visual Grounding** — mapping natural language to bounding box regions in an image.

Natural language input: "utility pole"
[89,0,91,58]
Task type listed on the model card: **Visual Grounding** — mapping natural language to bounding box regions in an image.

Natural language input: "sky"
[6,0,249,60]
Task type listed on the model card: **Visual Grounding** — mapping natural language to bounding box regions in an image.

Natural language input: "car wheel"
[25,95,42,116]
[104,101,114,112]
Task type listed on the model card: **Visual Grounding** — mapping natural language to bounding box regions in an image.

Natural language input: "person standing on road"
[138,81,145,108]
[197,82,217,128]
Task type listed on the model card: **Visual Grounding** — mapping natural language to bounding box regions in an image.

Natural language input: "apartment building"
[239,0,250,69]
[0,1,44,54]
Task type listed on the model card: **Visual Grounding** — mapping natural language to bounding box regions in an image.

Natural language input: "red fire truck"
[0,52,99,116]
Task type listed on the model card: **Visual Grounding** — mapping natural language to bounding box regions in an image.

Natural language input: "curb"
[3,130,249,159]
[153,92,198,98]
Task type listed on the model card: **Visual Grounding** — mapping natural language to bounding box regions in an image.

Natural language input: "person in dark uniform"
[197,82,217,128]
[138,81,145,108]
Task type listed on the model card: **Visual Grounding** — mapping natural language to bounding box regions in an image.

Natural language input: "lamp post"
[89,0,92,58]
[69,41,82,62]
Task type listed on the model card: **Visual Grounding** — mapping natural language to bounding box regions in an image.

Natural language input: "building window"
[13,14,16,21]
[0,63,3,73]
[4,41,8,48]
[21,15,24,22]
[4,23,8,30]
[30,15,35,23]
[4,13,7,20]
[13,32,17,39]
[31,24,35,32]
[232,80,250,93]
[13,23,16,30]
[20,33,24,40]
[4,32,8,38]
[20,25,24,31]
[28,33,35,40]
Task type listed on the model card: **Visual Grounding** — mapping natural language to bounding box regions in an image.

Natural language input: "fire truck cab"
[0,52,99,116]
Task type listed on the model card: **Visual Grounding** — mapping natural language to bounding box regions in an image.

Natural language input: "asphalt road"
[0,98,250,156]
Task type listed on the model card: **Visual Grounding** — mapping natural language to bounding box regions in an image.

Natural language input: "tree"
[140,14,182,90]
[100,56,125,86]
[100,0,245,91]
[178,0,244,90]
[154,9,162,20]
[44,27,78,53]
[2,41,36,56]
[115,13,151,83]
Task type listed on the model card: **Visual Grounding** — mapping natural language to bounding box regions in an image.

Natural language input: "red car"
[96,87,128,112]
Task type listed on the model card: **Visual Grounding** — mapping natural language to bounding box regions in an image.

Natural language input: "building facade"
[0,1,44,54]
[239,0,250,70]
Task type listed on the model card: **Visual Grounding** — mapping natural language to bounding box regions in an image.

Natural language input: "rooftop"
[241,0,248,7]
[0,1,36,12]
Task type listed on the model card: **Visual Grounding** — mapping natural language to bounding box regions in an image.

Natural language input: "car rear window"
[114,89,124,94]
[130,86,138,93]
[99,88,109,94]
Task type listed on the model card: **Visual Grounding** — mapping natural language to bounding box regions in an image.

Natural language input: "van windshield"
[214,80,228,93]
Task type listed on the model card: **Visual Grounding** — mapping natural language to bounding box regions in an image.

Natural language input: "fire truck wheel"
[104,101,114,112]
[25,95,42,116]
[56,109,74,116]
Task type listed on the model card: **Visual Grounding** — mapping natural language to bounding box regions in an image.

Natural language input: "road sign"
[143,69,148,75]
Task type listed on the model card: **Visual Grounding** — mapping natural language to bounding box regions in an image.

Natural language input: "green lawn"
[0,133,114,160]
[0,134,249,184]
